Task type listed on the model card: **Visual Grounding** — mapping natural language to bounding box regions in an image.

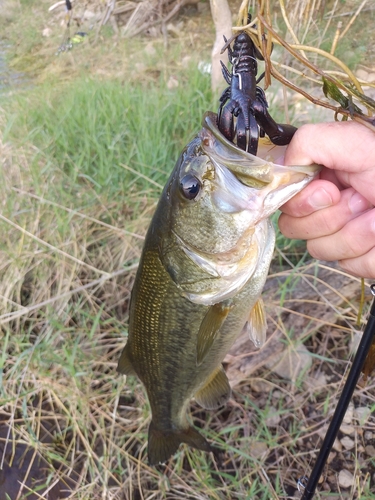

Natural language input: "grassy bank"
[0,65,217,499]
[2,70,212,189]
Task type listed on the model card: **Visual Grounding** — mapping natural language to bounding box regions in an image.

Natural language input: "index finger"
[285,121,375,170]
[284,122,375,204]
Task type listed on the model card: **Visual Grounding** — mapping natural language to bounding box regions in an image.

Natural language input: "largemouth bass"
[118,112,319,465]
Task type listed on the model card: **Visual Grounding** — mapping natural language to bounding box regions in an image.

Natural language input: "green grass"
[1,68,212,194]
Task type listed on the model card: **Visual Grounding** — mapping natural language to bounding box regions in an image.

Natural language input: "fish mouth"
[201,111,321,188]
[200,111,321,218]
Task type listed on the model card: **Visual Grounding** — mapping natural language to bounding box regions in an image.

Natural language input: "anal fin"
[244,298,267,349]
[117,343,136,376]
[194,365,231,410]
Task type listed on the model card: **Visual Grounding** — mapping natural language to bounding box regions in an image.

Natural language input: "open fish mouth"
[201,111,320,188]
[200,112,321,218]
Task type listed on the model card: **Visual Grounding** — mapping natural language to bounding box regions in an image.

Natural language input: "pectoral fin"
[194,365,231,410]
[117,343,136,376]
[245,298,267,348]
[196,303,233,366]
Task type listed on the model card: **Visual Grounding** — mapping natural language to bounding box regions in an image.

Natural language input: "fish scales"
[118,112,320,465]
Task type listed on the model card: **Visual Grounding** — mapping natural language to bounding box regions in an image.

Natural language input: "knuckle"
[294,123,313,138]
[339,248,375,280]
[344,238,363,257]
[341,214,374,256]
[306,240,321,260]
[278,215,301,239]
[339,259,366,279]
[292,123,318,147]
[313,213,337,235]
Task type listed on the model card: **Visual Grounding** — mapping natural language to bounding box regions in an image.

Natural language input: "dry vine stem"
[232,0,375,132]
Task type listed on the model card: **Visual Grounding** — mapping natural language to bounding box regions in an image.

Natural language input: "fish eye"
[180,174,201,200]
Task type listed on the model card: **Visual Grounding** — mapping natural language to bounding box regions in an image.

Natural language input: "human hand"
[278,121,375,278]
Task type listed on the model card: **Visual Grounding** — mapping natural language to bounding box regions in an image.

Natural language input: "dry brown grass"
[235,0,375,132]
[1,115,375,499]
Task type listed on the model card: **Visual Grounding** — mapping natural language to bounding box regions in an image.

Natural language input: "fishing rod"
[56,0,87,54]
[300,283,375,499]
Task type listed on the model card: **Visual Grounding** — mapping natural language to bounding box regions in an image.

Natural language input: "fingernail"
[309,188,333,209]
[349,191,371,214]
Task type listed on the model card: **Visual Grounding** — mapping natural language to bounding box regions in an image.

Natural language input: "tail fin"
[148,421,213,465]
